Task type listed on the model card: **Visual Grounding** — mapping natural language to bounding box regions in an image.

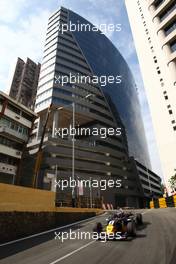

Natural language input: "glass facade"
[69,10,151,168]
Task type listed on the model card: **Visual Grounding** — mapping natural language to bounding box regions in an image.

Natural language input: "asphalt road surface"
[0,208,176,264]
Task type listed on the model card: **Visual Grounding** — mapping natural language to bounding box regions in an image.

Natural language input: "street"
[0,208,176,264]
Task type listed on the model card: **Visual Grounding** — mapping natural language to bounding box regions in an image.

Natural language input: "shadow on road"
[137,221,151,231]
[133,221,151,240]
[0,223,85,260]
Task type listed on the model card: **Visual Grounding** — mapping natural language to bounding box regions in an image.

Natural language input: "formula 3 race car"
[93,210,143,241]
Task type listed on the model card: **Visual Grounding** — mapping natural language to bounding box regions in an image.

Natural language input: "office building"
[125,0,176,194]
[24,7,162,207]
[9,57,41,109]
[131,158,162,203]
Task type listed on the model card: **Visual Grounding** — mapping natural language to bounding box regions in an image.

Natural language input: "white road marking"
[0,214,104,247]
[48,210,151,263]
[0,210,150,247]
[49,241,95,264]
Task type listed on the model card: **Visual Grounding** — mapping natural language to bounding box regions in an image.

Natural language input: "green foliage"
[169,174,176,191]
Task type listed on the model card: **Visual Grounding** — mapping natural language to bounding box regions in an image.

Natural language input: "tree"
[169,174,176,193]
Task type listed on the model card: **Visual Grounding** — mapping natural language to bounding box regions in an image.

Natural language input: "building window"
[7,103,21,115]
[164,95,168,100]
[167,105,171,108]
[159,2,176,22]
[154,0,165,9]
[169,110,173,115]
[164,20,176,36]
[173,126,176,131]
[22,112,33,121]
[170,39,176,53]
[171,120,175,124]
[0,136,22,150]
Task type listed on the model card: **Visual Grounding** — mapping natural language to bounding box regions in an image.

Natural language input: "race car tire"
[136,213,143,225]
[127,221,136,236]
[93,222,103,233]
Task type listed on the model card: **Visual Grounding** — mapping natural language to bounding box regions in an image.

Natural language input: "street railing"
[55,193,102,209]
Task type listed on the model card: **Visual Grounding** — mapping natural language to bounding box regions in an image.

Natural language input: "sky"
[0,0,163,177]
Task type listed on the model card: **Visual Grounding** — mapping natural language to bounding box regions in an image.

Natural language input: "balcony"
[159,2,176,22]
[0,144,22,158]
[150,0,166,10]
[0,162,17,175]
[169,50,176,62]
[4,108,33,128]
[170,40,176,53]
[153,0,175,24]
[164,21,176,36]
[0,125,28,142]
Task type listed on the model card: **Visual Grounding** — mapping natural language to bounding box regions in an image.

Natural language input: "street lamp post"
[72,99,76,207]
[57,93,94,207]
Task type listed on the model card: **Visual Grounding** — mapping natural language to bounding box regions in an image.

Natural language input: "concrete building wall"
[125,0,176,194]
[9,57,41,110]
[0,91,37,184]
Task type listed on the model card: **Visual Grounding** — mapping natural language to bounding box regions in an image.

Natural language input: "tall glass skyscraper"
[25,7,161,208]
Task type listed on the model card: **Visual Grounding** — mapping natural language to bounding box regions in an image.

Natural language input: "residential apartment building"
[125,0,176,194]
[9,57,41,110]
[0,91,37,184]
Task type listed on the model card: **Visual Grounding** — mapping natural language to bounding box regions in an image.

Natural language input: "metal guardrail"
[55,193,102,208]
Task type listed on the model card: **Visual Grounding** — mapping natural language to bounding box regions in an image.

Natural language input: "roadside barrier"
[158,198,167,208]
[150,201,154,209]
[150,195,176,209]
[102,203,114,210]
[102,204,107,210]
[110,204,114,210]
[173,195,176,207]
